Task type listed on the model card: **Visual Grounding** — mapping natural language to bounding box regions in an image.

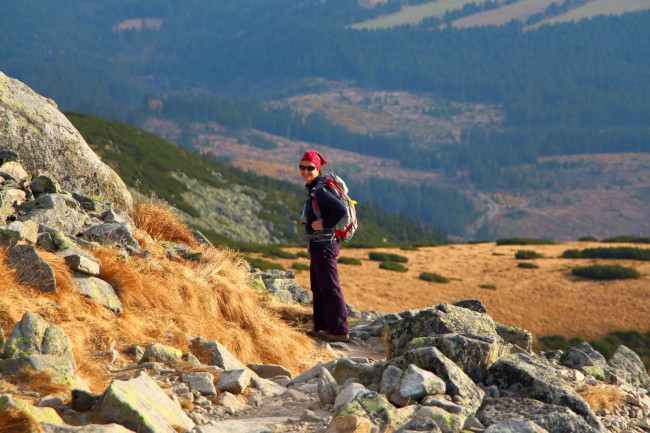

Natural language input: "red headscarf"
[300,150,327,171]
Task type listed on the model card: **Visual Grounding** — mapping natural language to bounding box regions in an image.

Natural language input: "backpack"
[307,172,358,242]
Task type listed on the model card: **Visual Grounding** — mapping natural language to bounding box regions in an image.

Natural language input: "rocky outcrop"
[0,72,132,209]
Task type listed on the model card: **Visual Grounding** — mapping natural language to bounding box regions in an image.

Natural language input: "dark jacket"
[304,177,347,244]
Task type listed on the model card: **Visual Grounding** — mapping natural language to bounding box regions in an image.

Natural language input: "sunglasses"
[299,165,317,172]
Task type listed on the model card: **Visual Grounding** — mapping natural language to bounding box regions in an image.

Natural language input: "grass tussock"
[14,369,70,397]
[0,407,43,433]
[419,272,449,283]
[369,252,408,263]
[571,264,641,280]
[131,201,197,247]
[0,202,326,392]
[577,384,624,412]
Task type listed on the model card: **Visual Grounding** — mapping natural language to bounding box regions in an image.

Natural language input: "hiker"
[299,150,350,343]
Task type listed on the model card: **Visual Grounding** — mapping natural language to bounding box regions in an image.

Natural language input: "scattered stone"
[7,244,57,292]
[248,363,293,379]
[217,369,251,394]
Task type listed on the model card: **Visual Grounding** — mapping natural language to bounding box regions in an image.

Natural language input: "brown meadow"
[272,242,650,342]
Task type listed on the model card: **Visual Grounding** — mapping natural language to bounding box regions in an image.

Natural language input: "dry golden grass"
[0,407,43,433]
[0,202,326,392]
[577,384,624,412]
[273,242,650,341]
[131,200,197,247]
[13,369,70,397]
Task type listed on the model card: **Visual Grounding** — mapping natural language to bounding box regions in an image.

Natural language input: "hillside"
[65,112,445,246]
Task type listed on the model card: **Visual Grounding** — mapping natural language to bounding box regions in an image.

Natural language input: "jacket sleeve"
[314,187,347,230]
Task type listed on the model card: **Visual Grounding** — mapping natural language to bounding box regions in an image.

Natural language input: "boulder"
[3,312,74,361]
[60,249,101,276]
[72,273,123,313]
[0,71,132,209]
[0,393,64,425]
[495,323,533,352]
[411,406,466,433]
[406,333,510,382]
[20,193,89,236]
[0,220,38,247]
[258,269,312,305]
[390,346,485,415]
[217,369,251,394]
[7,244,57,292]
[484,419,549,433]
[478,397,596,433]
[332,357,382,387]
[42,424,135,432]
[248,363,292,379]
[96,371,194,433]
[0,186,25,221]
[485,353,605,431]
[0,160,30,182]
[607,345,650,388]
[140,343,182,364]
[559,342,609,381]
[82,222,140,250]
[190,337,247,370]
[383,303,499,359]
[30,171,61,194]
[328,390,397,433]
[318,367,339,406]
[399,364,446,402]
[181,371,217,396]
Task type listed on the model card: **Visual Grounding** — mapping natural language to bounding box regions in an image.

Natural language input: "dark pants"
[309,242,349,335]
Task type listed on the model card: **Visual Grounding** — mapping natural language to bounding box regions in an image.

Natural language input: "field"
[452,0,559,28]
[259,241,650,342]
[350,0,493,29]
[533,0,650,27]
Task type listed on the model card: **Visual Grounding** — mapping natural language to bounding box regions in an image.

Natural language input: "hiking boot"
[305,329,320,338]
[316,331,350,343]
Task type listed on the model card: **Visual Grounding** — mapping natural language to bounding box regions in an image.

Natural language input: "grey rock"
[0,393,64,424]
[407,332,510,382]
[0,187,25,221]
[181,371,217,396]
[0,355,77,388]
[332,357,382,387]
[0,71,133,208]
[0,160,29,182]
[62,251,101,276]
[217,369,251,394]
[478,397,596,433]
[217,391,248,414]
[248,362,292,379]
[72,273,123,313]
[190,337,247,370]
[414,406,466,433]
[7,243,57,292]
[495,322,533,352]
[259,269,312,305]
[141,343,183,364]
[71,389,101,412]
[30,171,61,194]
[0,220,39,246]
[3,312,74,360]
[485,353,605,431]
[421,396,465,414]
[20,193,88,235]
[250,375,287,397]
[400,364,446,401]
[453,299,488,314]
[380,364,404,394]
[560,342,609,381]
[390,346,485,415]
[291,360,336,385]
[97,371,194,433]
[318,367,338,406]
[608,345,650,388]
[484,419,549,433]
[83,222,140,250]
[383,303,500,359]
[334,382,369,411]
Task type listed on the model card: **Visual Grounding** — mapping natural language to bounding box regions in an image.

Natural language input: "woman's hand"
[311,219,324,231]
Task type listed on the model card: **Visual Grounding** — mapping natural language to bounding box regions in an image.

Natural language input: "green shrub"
[419,272,449,283]
[379,261,408,272]
[578,236,599,242]
[515,250,544,260]
[602,235,650,244]
[263,249,299,259]
[400,245,419,251]
[338,256,362,265]
[291,262,310,271]
[369,252,408,263]
[496,238,555,246]
[571,264,641,280]
[244,257,284,271]
[296,251,310,259]
[561,247,650,261]
[517,262,539,269]
[479,284,497,290]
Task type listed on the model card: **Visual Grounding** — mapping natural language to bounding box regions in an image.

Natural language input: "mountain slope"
[65,112,446,246]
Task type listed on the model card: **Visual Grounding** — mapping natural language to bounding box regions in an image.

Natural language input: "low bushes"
[515,250,544,260]
[338,257,362,265]
[518,262,539,269]
[571,264,640,280]
[264,249,299,259]
[602,235,650,244]
[419,272,449,283]
[291,262,310,271]
[496,238,555,246]
[562,247,650,261]
[379,261,408,273]
[369,252,408,263]
[244,257,284,271]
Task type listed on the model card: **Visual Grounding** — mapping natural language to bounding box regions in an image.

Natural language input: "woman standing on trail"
[299,150,350,343]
